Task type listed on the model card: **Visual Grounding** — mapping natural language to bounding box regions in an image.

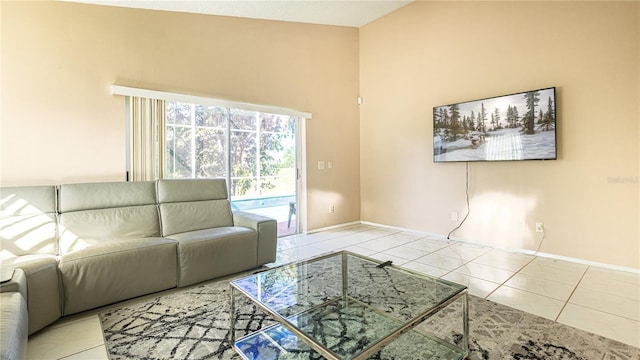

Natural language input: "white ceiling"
[67,0,413,28]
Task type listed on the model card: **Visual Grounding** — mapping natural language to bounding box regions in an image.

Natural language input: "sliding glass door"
[164,101,298,236]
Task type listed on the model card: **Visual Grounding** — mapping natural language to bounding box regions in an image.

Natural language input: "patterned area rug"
[100,272,639,360]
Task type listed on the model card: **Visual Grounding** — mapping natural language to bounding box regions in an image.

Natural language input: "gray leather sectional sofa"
[0,179,277,360]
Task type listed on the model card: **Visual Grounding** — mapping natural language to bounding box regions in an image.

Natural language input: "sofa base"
[59,238,178,315]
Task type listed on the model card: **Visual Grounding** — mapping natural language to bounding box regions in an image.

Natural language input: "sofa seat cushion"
[59,238,178,315]
[0,292,28,360]
[1,255,61,334]
[168,227,258,287]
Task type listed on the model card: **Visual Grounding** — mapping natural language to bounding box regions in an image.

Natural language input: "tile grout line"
[484,255,538,300]
[57,344,107,360]
[554,265,590,322]
[558,271,640,323]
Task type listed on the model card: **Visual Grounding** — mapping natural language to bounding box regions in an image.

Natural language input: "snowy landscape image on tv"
[433,87,556,162]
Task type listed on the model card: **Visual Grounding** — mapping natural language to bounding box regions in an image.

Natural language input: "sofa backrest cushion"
[58,181,156,212]
[0,186,58,259]
[157,178,228,203]
[58,181,160,253]
[157,179,233,236]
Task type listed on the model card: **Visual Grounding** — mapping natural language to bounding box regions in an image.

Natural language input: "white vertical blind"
[129,97,165,181]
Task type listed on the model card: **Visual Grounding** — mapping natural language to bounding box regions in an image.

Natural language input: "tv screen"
[433,87,556,162]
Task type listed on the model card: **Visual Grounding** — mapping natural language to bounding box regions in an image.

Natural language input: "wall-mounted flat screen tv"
[433,87,556,162]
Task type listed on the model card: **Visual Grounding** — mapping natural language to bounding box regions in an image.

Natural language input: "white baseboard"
[360,221,640,275]
[305,221,362,234]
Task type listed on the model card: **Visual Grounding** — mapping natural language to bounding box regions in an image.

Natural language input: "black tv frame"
[433,87,557,163]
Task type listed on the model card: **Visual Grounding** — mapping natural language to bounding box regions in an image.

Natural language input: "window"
[165,103,228,179]
[164,102,297,200]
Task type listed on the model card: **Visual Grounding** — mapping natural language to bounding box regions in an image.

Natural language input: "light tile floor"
[27,224,640,359]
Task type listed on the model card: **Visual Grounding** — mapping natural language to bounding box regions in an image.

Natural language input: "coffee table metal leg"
[341,252,348,307]
[230,286,236,343]
[463,291,469,357]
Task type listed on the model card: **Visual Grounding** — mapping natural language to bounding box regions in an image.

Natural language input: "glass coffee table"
[230,251,469,360]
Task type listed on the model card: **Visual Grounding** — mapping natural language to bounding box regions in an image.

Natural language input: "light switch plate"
[318,161,325,170]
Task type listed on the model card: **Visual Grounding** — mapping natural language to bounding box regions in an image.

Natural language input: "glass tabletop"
[230,251,467,360]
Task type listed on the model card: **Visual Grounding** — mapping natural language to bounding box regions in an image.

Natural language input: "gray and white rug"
[100,272,639,360]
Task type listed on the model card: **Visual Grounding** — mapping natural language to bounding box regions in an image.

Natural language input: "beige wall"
[0,1,361,229]
[360,1,639,268]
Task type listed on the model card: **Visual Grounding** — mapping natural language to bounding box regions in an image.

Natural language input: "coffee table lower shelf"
[234,322,466,360]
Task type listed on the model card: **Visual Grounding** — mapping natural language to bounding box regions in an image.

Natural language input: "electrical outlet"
[535,222,544,233]
[451,211,459,222]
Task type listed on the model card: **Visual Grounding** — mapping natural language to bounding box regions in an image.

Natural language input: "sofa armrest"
[0,268,26,300]
[2,256,62,334]
[0,292,27,360]
[233,211,277,265]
